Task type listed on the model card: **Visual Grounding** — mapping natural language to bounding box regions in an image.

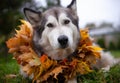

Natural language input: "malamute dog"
[23,0,119,83]
[23,0,79,82]
[24,0,79,60]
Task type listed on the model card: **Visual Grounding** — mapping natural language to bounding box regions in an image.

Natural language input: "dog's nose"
[58,35,68,48]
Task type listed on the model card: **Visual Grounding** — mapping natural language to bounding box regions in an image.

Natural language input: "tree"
[85,23,96,30]
[0,0,34,55]
[46,0,61,7]
[108,41,116,50]
[97,38,106,49]
[99,22,113,28]
[39,0,61,11]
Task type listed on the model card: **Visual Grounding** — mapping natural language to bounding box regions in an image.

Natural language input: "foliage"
[111,50,120,58]
[6,20,102,82]
[0,54,31,83]
[97,37,120,50]
[97,38,106,49]
[85,23,96,30]
[38,0,61,11]
[99,22,113,28]
[0,0,40,56]
[77,64,120,83]
[108,41,116,50]
[117,38,120,50]
[0,53,120,83]
[0,0,33,35]
[46,0,60,7]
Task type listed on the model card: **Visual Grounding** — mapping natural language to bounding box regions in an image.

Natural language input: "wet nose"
[58,35,68,48]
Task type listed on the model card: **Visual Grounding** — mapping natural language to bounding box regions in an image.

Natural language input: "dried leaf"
[40,54,48,63]
[80,29,89,39]
[29,57,41,66]
[6,20,102,82]
[5,74,17,79]
[22,64,33,75]
[6,37,21,48]
[9,47,18,53]
[87,46,102,51]
[19,46,30,53]
[79,53,85,58]
[76,62,93,74]
[16,20,33,37]
[40,66,67,81]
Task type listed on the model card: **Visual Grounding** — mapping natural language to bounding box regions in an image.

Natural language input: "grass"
[0,55,30,83]
[77,65,120,83]
[111,50,120,58]
[0,50,120,83]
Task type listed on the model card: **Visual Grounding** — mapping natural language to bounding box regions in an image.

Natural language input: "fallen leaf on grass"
[5,74,17,79]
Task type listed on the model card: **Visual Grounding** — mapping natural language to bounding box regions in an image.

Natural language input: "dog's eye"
[64,19,70,24]
[47,23,54,28]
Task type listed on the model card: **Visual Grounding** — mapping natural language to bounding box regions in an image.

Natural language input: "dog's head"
[24,0,80,60]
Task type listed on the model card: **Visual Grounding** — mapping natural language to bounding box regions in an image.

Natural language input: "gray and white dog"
[24,0,80,60]
[23,0,120,83]
[23,0,79,82]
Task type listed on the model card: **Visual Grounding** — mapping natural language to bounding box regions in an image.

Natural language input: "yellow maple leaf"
[87,46,102,52]
[80,29,89,39]
[76,61,93,74]
[16,20,33,37]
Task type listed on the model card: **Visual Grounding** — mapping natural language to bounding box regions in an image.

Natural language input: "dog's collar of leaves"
[6,20,102,82]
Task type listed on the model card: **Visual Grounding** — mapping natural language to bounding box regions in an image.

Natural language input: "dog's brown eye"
[64,20,70,24]
[47,23,54,28]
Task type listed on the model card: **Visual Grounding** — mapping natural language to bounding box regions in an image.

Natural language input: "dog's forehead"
[43,7,71,20]
[40,7,79,28]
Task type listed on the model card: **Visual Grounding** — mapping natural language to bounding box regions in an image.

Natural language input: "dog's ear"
[24,8,41,25]
[67,0,77,12]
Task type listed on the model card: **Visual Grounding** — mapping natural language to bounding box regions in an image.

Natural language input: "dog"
[22,0,120,83]
[23,0,79,82]
[24,0,79,60]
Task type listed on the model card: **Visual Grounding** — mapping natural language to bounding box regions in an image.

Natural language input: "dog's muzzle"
[58,35,68,49]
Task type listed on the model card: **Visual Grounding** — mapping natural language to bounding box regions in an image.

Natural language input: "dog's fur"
[23,0,120,83]
[24,0,79,60]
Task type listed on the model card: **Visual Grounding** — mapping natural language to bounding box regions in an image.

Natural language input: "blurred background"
[0,0,120,82]
[1,0,120,56]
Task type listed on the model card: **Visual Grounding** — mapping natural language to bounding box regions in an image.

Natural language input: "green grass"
[111,50,120,58]
[77,65,120,83]
[0,50,120,83]
[0,55,30,83]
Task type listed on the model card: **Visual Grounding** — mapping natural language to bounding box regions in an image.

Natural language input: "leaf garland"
[6,20,102,82]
